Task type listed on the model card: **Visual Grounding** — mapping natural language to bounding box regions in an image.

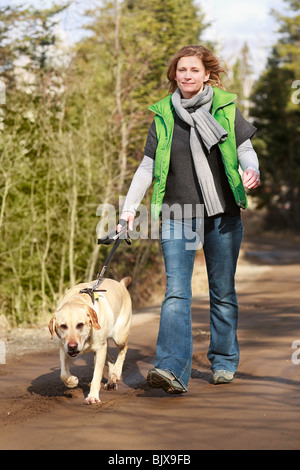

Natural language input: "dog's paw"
[64,375,79,388]
[104,381,118,391]
[84,396,101,405]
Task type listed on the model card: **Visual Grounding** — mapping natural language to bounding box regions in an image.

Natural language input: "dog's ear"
[87,306,101,330]
[48,314,57,339]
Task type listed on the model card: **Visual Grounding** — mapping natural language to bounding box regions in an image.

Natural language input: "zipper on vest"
[218,145,243,207]
[213,96,245,208]
[153,111,171,213]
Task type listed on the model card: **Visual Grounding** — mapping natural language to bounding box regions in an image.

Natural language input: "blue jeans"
[154,214,243,390]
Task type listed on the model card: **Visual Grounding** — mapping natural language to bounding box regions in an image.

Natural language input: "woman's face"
[175,56,210,99]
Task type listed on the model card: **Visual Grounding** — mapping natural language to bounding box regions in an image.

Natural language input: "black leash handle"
[97,218,131,246]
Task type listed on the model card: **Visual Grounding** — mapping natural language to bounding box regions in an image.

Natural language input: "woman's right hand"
[117,212,135,233]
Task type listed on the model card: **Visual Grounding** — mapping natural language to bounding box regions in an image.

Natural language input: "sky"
[2,0,288,74]
[200,0,287,74]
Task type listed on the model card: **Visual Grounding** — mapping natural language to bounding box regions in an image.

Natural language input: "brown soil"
[1,225,300,450]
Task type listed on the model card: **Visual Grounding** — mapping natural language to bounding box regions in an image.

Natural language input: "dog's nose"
[68,342,78,351]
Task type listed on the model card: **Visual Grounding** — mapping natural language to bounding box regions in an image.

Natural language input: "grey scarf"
[171,86,228,216]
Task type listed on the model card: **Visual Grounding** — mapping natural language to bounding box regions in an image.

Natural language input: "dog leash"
[79,219,131,304]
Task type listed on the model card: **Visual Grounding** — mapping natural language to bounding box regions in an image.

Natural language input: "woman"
[119,45,260,394]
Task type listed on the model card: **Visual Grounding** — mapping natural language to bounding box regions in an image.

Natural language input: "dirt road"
[1,235,300,451]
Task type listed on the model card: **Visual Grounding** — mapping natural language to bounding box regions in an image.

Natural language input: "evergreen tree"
[250,0,300,230]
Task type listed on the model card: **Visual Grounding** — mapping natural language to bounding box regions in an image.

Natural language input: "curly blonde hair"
[167,45,226,93]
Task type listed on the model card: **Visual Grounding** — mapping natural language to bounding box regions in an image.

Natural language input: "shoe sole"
[213,376,234,385]
[147,369,186,395]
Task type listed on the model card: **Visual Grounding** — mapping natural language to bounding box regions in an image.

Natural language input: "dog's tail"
[120,276,132,289]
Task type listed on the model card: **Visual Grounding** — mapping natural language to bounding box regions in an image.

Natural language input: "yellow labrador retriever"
[48,277,132,405]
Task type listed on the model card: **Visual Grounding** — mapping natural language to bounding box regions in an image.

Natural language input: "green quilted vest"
[148,87,248,220]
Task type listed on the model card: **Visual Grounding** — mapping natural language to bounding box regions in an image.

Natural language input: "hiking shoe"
[212,370,234,384]
[147,368,187,395]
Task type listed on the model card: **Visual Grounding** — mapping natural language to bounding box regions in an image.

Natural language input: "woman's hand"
[117,211,135,233]
[243,169,260,189]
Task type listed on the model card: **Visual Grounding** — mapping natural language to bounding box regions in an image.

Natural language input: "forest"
[0,0,299,325]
